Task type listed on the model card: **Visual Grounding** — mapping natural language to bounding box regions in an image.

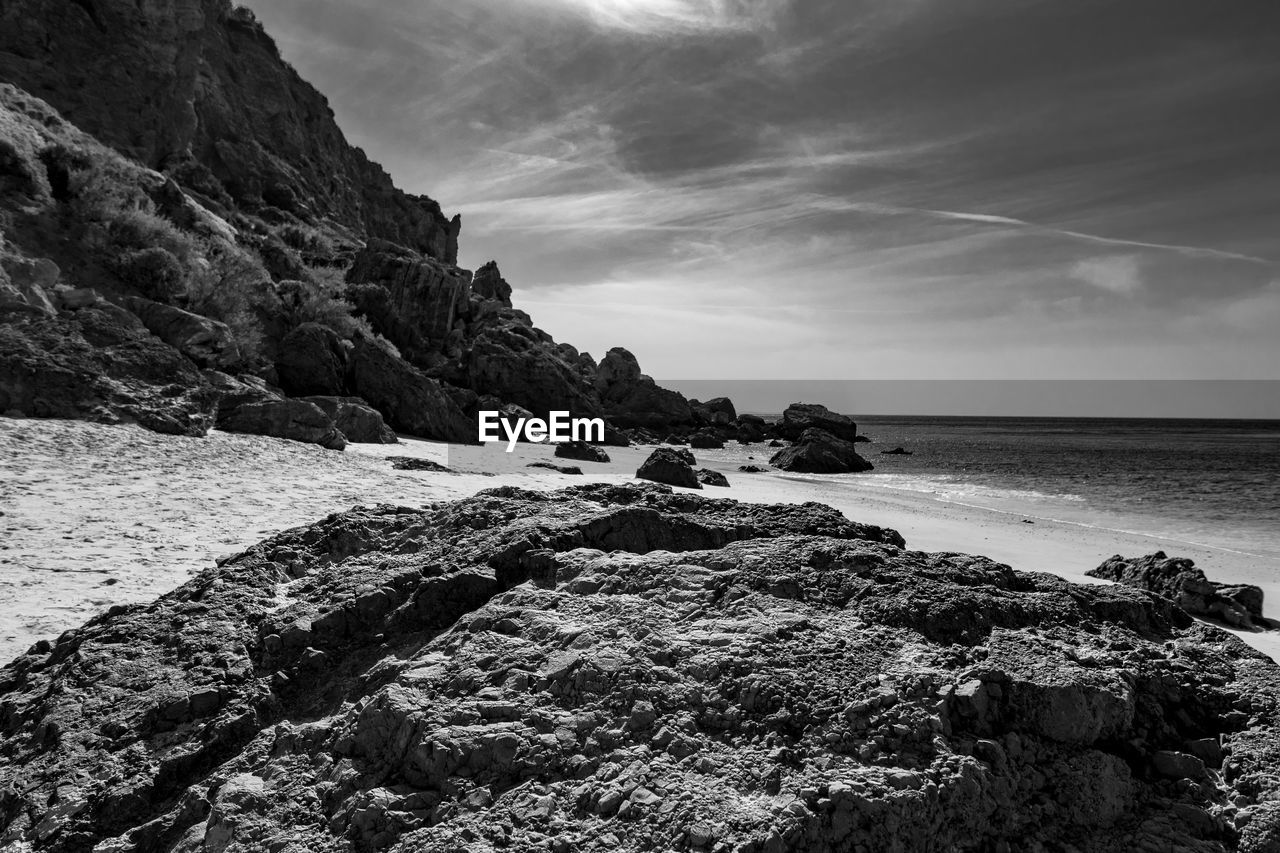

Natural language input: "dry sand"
[2,417,1276,663]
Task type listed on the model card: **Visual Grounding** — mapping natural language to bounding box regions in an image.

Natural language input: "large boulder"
[1088,552,1267,629]
[302,396,397,444]
[636,447,701,489]
[595,347,693,428]
[770,427,874,473]
[776,402,861,443]
[0,301,217,435]
[697,468,730,487]
[554,441,610,463]
[5,484,1280,852]
[119,295,241,369]
[346,334,474,444]
[276,322,349,397]
[205,371,346,450]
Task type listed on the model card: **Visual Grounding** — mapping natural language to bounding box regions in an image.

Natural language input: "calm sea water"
[764,416,1280,560]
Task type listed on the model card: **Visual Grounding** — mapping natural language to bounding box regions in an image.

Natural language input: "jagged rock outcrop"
[346,241,473,365]
[3,484,1280,852]
[0,299,217,435]
[461,315,603,420]
[0,0,460,261]
[771,428,874,474]
[1089,552,1270,630]
[205,370,346,450]
[471,260,513,307]
[119,295,241,369]
[776,403,862,443]
[301,395,397,444]
[596,347,694,428]
[346,335,474,444]
[637,447,701,489]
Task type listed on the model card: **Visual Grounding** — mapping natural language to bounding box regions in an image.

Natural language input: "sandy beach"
[2,417,1277,663]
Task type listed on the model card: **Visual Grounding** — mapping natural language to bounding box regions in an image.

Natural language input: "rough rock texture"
[205,371,346,450]
[555,441,611,464]
[1089,552,1270,630]
[0,256,58,317]
[459,308,603,420]
[637,448,701,489]
[119,296,242,370]
[776,404,861,444]
[389,457,451,472]
[471,261,513,307]
[346,241,473,364]
[595,347,694,428]
[345,336,474,445]
[0,0,460,261]
[528,462,584,475]
[302,396,397,444]
[697,468,730,487]
[276,323,350,398]
[4,484,1280,852]
[771,429,875,474]
[0,301,217,435]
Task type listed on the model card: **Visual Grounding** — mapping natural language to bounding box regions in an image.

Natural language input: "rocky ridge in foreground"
[1,484,1278,852]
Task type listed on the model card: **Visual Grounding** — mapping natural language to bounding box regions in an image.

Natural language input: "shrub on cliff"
[182,242,271,364]
[109,246,184,300]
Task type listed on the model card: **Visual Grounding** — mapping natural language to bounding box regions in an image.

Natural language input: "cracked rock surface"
[1,484,1278,852]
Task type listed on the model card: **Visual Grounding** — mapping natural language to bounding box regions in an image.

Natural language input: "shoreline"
[2,417,1277,663]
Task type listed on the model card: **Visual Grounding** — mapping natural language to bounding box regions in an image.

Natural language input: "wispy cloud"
[252,0,1280,380]
[525,0,786,35]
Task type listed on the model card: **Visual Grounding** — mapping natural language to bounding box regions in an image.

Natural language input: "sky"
[253,0,1280,383]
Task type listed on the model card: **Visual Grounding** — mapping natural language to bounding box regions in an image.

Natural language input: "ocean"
[754,416,1280,562]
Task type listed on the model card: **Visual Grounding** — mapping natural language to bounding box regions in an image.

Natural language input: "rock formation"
[346,241,474,365]
[1089,552,1270,631]
[0,298,217,435]
[344,336,475,445]
[697,468,730,487]
[0,16,705,449]
[302,395,397,444]
[119,295,242,370]
[770,428,875,474]
[555,441,611,464]
[776,403,862,443]
[0,0,460,261]
[637,447,701,489]
[528,461,584,475]
[3,484,1280,851]
[595,347,694,428]
[204,371,347,450]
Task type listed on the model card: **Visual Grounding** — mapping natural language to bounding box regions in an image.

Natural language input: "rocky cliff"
[2,484,1279,852]
[0,0,459,261]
